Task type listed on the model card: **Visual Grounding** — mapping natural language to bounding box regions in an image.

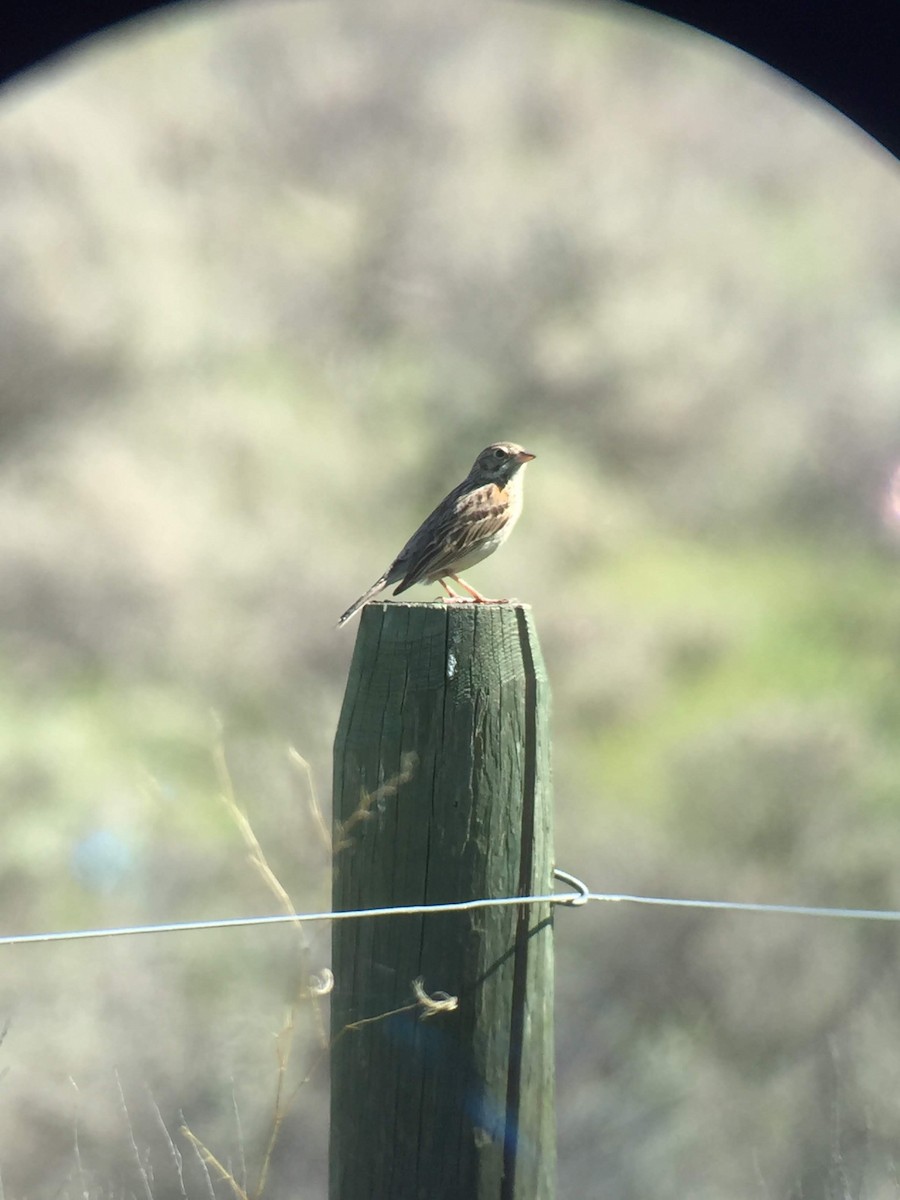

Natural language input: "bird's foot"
[438,576,514,605]
[447,574,493,602]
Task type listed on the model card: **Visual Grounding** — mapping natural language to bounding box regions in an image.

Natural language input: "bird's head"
[468,442,536,486]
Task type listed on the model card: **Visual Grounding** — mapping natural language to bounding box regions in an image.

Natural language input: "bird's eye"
[494,447,507,459]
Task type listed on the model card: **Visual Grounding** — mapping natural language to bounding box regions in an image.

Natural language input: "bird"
[337,441,536,627]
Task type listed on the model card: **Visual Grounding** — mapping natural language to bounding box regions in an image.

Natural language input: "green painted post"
[330,602,555,1200]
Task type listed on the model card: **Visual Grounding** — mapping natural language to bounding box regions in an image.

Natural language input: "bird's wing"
[392,482,508,593]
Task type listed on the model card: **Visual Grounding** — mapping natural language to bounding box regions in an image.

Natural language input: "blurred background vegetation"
[0,0,899,1195]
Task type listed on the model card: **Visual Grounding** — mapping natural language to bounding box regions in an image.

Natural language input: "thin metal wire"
[4,871,900,948]
[589,893,900,921]
[553,867,590,905]
[0,869,587,947]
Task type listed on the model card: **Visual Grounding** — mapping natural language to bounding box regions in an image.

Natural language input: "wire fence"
[4,867,900,948]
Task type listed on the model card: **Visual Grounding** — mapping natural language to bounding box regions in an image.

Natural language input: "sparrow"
[337,441,535,627]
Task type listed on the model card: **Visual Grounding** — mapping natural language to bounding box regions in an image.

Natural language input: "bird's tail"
[337,575,390,628]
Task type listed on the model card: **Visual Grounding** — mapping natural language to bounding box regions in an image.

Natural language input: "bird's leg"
[438,578,475,604]
[448,574,494,603]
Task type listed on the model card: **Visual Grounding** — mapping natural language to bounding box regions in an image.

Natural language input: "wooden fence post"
[331,602,555,1200]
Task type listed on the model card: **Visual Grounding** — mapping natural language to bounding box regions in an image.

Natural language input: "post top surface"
[359,600,533,616]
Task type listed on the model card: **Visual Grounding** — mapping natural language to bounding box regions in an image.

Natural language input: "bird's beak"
[516,449,536,463]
